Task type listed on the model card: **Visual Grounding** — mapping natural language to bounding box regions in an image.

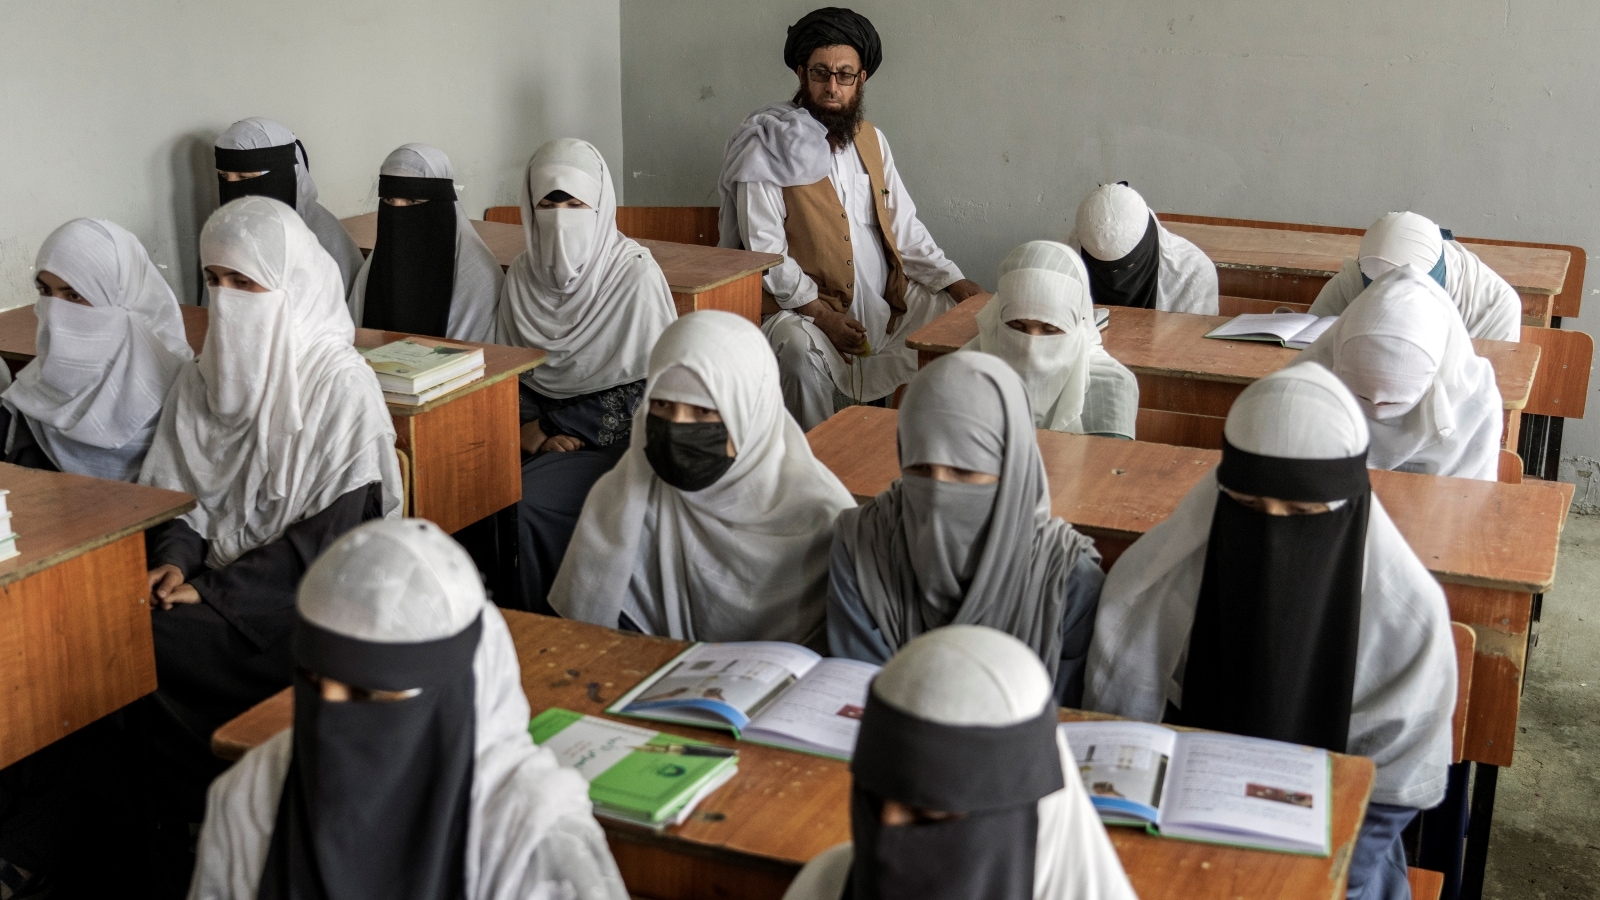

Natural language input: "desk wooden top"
[213,611,1374,898]
[908,302,1539,410]
[810,407,1570,594]
[339,213,781,296]
[0,306,543,418]
[0,462,194,589]
[1163,221,1570,296]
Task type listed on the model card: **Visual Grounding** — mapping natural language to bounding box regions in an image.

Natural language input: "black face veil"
[363,174,460,337]
[1079,213,1161,309]
[257,613,482,900]
[845,692,1064,900]
[1173,439,1370,752]
[216,143,302,212]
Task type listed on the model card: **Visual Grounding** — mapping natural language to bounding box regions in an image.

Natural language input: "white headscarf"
[1301,266,1503,481]
[188,519,627,900]
[1084,364,1456,808]
[3,219,192,480]
[215,118,363,293]
[549,311,855,643]
[782,626,1138,900]
[1063,184,1218,316]
[139,196,401,568]
[969,241,1138,437]
[1358,212,1444,282]
[496,139,675,399]
[348,144,502,343]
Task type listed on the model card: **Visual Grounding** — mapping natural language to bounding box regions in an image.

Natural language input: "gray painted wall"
[0,0,621,310]
[620,0,1600,488]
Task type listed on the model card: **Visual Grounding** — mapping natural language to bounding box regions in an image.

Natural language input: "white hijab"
[782,626,1138,900]
[188,519,627,900]
[3,219,192,480]
[1084,364,1456,809]
[215,117,363,293]
[968,241,1138,437]
[1063,184,1219,316]
[497,139,675,399]
[549,311,855,643]
[139,196,401,568]
[1301,265,1503,481]
[349,143,502,343]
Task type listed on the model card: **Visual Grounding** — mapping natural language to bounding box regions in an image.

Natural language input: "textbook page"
[1158,732,1330,855]
[744,658,879,759]
[1060,721,1177,825]
[610,642,822,732]
[1204,312,1337,348]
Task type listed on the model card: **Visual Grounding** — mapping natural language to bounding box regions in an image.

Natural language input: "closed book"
[0,534,16,561]
[529,708,738,828]
[382,367,485,407]
[360,337,485,393]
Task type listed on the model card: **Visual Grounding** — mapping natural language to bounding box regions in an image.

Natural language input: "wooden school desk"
[339,213,782,325]
[211,611,1377,900]
[0,306,543,536]
[808,407,1572,770]
[0,463,194,769]
[907,301,1539,453]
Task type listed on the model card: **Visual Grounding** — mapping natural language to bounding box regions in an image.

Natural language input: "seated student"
[829,352,1105,706]
[2,218,192,477]
[188,519,628,900]
[1064,183,1218,315]
[1084,363,1456,900]
[137,196,403,845]
[348,143,500,342]
[965,240,1138,439]
[783,625,1137,900]
[496,139,676,609]
[1309,211,1521,342]
[214,117,364,293]
[1302,266,1503,481]
[550,311,854,645]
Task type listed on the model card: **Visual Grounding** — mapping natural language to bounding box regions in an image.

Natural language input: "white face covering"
[34,297,128,398]
[202,285,289,422]
[533,207,600,290]
[1337,334,1438,421]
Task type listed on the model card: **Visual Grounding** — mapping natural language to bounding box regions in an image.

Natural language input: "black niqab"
[363,174,460,337]
[1080,214,1161,309]
[845,692,1062,900]
[784,7,883,75]
[1173,440,1369,752]
[216,143,302,211]
[257,614,482,900]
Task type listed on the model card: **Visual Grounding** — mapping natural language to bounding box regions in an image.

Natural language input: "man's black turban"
[784,7,882,76]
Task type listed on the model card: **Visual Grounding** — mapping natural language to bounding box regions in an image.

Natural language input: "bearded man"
[716,7,985,430]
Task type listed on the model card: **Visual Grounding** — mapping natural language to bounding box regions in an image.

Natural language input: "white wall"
[619,0,1600,486]
[0,0,621,309]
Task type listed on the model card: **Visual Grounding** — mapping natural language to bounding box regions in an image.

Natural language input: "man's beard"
[794,82,865,153]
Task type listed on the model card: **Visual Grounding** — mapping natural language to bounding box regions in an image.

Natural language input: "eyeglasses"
[807,66,861,86]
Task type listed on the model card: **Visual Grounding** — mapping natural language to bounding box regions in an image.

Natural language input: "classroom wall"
[618,0,1600,494]
[0,0,621,310]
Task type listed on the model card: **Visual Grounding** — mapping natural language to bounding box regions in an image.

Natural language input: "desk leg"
[1442,585,1529,769]
[1460,763,1499,900]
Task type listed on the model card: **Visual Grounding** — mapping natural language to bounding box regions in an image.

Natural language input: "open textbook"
[1203,312,1337,349]
[1060,721,1331,856]
[608,642,879,760]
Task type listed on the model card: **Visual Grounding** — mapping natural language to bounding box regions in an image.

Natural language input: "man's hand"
[794,299,868,356]
[147,564,200,610]
[520,421,547,456]
[540,434,584,453]
[945,279,987,304]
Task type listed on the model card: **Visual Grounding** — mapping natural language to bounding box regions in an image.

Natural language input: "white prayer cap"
[871,625,1054,726]
[525,139,605,209]
[1224,363,1370,459]
[199,195,293,290]
[1075,184,1150,262]
[298,519,485,642]
[1332,266,1450,410]
[380,143,455,180]
[1359,212,1444,282]
[650,364,717,409]
[215,116,298,152]
[997,239,1091,290]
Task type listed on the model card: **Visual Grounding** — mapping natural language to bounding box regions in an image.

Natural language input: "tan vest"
[765,122,908,325]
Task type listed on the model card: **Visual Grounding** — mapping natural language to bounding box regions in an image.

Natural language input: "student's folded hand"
[147,564,199,610]
[540,434,584,453]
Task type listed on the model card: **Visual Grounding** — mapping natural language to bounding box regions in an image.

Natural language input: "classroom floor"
[1483,511,1600,897]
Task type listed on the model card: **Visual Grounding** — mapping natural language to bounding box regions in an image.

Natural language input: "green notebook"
[529,708,739,828]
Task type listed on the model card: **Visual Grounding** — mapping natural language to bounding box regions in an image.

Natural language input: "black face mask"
[364,174,460,336]
[1080,213,1161,309]
[644,413,734,491]
[215,143,301,211]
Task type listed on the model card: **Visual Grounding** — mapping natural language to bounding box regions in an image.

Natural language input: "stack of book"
[0,489,15,561]
[360,337,485,406]
[529,708,739,829]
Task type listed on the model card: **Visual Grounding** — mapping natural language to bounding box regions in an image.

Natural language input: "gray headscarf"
[836,352,1098,679]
